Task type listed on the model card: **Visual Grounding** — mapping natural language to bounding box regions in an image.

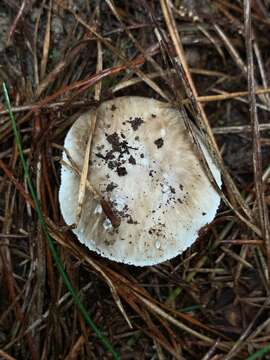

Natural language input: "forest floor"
[0,1,270,359]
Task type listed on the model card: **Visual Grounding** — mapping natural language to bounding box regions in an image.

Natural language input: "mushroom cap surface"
[59,96,221,266]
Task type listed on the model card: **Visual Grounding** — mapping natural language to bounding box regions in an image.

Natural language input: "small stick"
[76,27,103,224]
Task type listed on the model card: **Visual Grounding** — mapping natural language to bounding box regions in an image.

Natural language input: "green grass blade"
[247,343,270,360]
[2,83,119,360]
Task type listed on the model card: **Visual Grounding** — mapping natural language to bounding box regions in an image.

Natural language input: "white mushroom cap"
[59,97,221,266]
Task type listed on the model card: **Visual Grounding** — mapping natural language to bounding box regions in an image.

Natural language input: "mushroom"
[59,96,221,266]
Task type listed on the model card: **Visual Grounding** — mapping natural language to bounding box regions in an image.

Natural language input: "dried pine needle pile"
[0,1,270,359]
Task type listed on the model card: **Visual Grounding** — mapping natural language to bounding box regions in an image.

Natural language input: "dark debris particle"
[140,153,144,158]
[111,104,117,111]
[128,155,136,165]
[202,212,207,216]
[170,186,176,194]
[106,132,121,147]
[105,150,115,160]
[127,117,144,131]
[117,167,127,176]
[148,227,163,237]
[106,182,118,192]
[179,184,184,191]
[95,150,115,161]
[154,138,164,149]
[101,131,140,175]
[151,114,156,118]
[127,216,138,225]
[135,136,140,141]
[108,160,117,170]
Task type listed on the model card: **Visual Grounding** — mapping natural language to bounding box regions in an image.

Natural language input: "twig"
[0,350,16,360]
[214,24,247,74]
[244,0,270,276]
[197,87,270,103]
[40,0,52,80]
[134,292,230,352]
[213,123,270,134]
[76,27,103,223]
[7,0,27,44]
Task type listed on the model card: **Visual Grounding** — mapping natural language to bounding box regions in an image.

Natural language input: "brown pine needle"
[76,36,103,224]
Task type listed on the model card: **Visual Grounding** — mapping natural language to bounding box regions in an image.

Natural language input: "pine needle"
[2,82,119,360]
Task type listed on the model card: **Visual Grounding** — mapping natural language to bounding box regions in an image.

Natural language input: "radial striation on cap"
[59,97,222,266]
